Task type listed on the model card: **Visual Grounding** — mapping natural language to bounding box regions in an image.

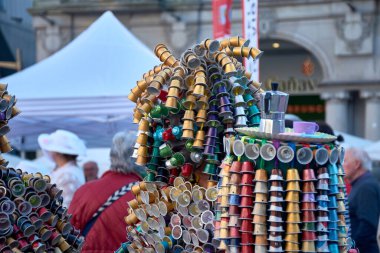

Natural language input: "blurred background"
[0,0,379,175]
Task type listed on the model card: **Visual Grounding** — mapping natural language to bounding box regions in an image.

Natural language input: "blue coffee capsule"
[329,185,339,195]
[329,230,339,241]
[317,200,329,211]
[328,221,338,230]
[316,241,329,252]
[328,196,338,209]
[329,209,339,222]
[173,245,184,253]
[328,164,338,175]
[228,238,241,246]
[161,240,169,250]
[228,194,241,206]
[317,194,329,202]
[329,174,339,185]
[249,115,261,125]
[328,242,339,252]
[172,126,182,139]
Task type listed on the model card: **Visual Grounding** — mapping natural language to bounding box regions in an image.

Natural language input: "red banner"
[212,0,232,39]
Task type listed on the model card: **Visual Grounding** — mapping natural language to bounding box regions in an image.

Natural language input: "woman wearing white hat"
[38,130,87,207]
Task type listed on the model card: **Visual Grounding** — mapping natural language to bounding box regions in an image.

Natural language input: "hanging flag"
[242,0,259,81]
[212,0,233,39]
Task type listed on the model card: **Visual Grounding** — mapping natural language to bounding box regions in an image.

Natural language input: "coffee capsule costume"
[0,85,84,253]
[120,37,352,253]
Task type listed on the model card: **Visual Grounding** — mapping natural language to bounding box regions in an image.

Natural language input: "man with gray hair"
[68,131,141,252]
[344,147,380,253]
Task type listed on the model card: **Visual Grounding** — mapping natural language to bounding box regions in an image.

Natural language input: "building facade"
[0,0,35,73]
[30,0,380,140]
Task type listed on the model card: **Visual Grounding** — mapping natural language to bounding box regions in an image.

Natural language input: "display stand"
[119,37,351,253]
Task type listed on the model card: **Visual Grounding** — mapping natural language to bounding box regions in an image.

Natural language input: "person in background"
[68,132,141,253]
[83,161,99,182]
[38,130,86,207]
[344,147,380,253]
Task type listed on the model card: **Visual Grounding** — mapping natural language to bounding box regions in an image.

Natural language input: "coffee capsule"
[245,143,260,160]
[302,169,317,181]
[260,143,276,161]
[277,145,295,164]
[301,241,316,252]
[284,234,299,243]
[302,193,316,202]
[253,224,267,235]
[314,147,329,165]
[229,161,242,173]
[301,202,316,211]
[297,147,313,165]
[240,196,254,207]
[252,214,267,224]
[338,146,345,164]
[268,241,283,252]
[286,168,300,181]
[269,169,283,181]
[241,173,254,185]
[240,185,254,196]
[285,191,299,203]
[254,193,268,203]
[268,203,283,212]
[241,161,255,174]
[255,169,268,182]
[286,223,301,234]
[302,181,317,193]
[316,240,330,253]
[286,213,301,223]
[285,242,300,252]
[254,182,268,194]
[255,235,268,246]
[302,231,317,241]
[317,167,329,179]
[286,181,300,192]
[302,222,317,231]
[240,207,253,219]
[268,211,283,223]
[240,219,253,232]
[329,148,339,164]
[241,245,254,253]
[232,139,245,157]
[285,202,301,213]
[268,224,284,232]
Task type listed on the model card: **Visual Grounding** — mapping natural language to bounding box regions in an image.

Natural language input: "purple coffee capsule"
[219,106,233,117]
[207,127,218,137]
[203,145,215,156]
[205,137,217,147]
[219,96,231,107]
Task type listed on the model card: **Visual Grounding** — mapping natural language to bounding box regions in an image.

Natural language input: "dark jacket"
[349,171,380,253]
[68,171,140,252]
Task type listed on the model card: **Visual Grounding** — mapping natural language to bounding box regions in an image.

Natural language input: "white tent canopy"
[0,11,159,150]
[334,130,374,150]
[365,141,380,161]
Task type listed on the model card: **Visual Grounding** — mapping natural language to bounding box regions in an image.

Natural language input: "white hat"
[38,130,86,156]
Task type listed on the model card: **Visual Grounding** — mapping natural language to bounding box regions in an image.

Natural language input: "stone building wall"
[29,0,380,140]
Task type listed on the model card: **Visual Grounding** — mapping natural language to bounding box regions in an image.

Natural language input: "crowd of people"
[32,122,380,253]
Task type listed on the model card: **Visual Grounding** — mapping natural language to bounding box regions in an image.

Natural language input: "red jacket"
[68,171,140,252]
